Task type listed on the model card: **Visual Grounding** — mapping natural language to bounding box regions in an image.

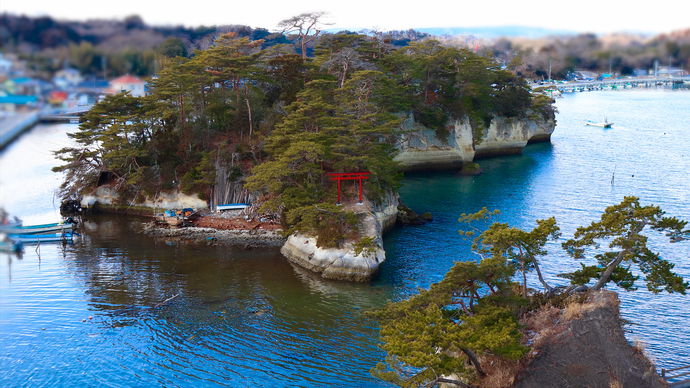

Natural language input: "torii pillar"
[327,172,370,205]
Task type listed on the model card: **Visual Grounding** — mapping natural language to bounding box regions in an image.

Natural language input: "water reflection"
[1,215,390,386]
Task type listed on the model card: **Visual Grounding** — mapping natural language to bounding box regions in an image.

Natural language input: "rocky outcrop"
[514,290,665,388]
[81,185,207,212]
[280,192,399,282]
[395,114,555,171]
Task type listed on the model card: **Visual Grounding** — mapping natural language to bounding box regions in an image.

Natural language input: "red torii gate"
[328,172,370,204]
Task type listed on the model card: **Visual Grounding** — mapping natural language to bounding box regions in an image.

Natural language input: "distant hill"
[415,26,577,38]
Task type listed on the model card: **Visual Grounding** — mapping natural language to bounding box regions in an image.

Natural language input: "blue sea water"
[0,87,688,386]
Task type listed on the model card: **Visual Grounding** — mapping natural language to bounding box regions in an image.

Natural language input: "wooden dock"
[663,364,690,387]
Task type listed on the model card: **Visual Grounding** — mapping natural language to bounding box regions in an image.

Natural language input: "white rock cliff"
[395,114,555,171]
[280,193,399,282]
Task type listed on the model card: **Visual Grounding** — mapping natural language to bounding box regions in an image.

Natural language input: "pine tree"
[560,196,689,294]
[369,257,528,387]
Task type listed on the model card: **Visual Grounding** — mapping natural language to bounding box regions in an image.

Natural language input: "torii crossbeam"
[328,172,370,204]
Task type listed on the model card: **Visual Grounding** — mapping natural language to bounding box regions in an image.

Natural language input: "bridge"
[39,106,93,122]
[531,77,689,92]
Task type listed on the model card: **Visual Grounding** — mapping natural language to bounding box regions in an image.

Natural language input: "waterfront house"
[106,75,146,97]
[0,92,38,112]
[3,77,53,96]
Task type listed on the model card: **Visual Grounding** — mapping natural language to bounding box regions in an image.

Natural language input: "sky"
[2,0,689,36]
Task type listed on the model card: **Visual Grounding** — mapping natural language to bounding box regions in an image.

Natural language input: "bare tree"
[277,12,332,61]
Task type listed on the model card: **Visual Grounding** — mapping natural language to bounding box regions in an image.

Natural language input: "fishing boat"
[0,221,75,235]
[586,118,613,128]
[216,203,249,211]
[7,232,75,244]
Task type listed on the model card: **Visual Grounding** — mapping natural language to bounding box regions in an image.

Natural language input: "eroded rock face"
[395,114,555,171]
[81,186,207,211]
[280,193,399,282]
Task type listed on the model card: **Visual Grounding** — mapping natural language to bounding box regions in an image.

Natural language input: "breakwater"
[0,112,38,150]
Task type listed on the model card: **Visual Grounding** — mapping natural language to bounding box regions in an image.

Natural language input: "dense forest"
[52,14,553,247]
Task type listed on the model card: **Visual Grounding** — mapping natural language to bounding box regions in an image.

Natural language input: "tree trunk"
[522,262,527,298]
[533,258,552,293]
[459,348,485,378]
[340,62,349,88]
[244,86,253,138]
[592,249,627,290]
[593,222,645,290]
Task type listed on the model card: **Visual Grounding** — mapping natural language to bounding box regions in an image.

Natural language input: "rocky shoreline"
[141,224,286,247]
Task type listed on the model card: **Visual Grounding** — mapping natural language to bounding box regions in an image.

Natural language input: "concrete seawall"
[0,112,39,150]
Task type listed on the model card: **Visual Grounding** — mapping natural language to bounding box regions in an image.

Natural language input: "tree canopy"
[459,208,560,296]
[560,196,689,294]
[369,257,528,387]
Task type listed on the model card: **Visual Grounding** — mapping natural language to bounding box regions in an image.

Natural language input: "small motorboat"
[586,118,613,128]
[216,203,250,211]
[0,221,75,235]
[7,232,75,244]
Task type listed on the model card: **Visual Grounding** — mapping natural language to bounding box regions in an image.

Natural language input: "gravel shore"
[142,224,286,246]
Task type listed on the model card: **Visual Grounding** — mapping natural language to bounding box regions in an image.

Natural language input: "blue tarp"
[0,94,38,104]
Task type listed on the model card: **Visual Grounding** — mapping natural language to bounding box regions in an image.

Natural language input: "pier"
[0,106,93,150]
[532,77,688,93]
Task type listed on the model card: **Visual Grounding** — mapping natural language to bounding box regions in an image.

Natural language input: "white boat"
[586,118,613,128]
[216,203,250,211]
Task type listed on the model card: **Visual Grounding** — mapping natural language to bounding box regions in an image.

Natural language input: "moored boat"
[7,232,75,244]
[216,203,250,211]
[0,221,75,235]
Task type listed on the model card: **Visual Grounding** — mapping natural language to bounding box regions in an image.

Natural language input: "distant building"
[656,67,687,78]
[573,71,598,81]
[106,75,146,97]
[3,77,53,96]
[53,68,83,89]
[0,54,12,78]
[0,91,38,112]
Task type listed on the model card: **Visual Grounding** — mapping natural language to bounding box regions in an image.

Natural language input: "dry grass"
[632,336,658,367]
[609,379,623,388]
[478,354,522,388]
[562,292,611,321]
[520,304,562,350]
